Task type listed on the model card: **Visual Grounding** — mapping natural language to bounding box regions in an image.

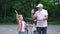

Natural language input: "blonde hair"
[18,14,23,20]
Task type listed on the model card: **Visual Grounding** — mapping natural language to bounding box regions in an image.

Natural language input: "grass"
[48,21,60,25]
[0,22,17,25]
[0,21,60,25]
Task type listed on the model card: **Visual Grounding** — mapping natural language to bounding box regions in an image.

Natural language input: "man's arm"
[43,15,48,20]
[31,9,36,19]
[41,10,48,21]
[40,15,48,21]
[31,13,36,19]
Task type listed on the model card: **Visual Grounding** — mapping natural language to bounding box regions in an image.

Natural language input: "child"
[15,10,32,34]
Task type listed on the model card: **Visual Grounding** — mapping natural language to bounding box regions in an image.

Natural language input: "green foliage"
[48,21,60,25]
[0,0,60,24]
[40,0,60,21]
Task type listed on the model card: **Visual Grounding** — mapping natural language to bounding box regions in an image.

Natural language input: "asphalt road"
[0,25,60,34]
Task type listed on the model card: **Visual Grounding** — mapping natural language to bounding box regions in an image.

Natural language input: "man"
[31,3,48,34]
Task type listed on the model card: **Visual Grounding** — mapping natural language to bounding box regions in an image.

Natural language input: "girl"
[15,10,31,34]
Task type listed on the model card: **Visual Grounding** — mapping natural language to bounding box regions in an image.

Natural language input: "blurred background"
[0,0,60,25]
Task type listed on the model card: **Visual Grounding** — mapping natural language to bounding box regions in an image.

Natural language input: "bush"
[0,0,60,24]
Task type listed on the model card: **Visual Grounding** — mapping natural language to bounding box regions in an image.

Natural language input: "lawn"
[0,21,60,25]
[48,21,60,25]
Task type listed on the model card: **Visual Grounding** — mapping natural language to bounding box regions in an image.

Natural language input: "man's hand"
[31,9,35,14]
[40,19,44,21]
[31,9,36,19]
[40,15,48,21]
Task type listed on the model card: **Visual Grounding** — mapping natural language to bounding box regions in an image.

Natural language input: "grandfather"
[31,3,48,34]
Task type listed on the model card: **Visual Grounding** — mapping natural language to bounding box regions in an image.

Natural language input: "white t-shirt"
[34,9,48,27]
[21,21,25,32]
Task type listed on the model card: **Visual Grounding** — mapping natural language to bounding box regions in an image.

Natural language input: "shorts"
[19,32,26,34]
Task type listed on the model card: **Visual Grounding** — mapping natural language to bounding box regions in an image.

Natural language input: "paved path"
[0,25,60,34]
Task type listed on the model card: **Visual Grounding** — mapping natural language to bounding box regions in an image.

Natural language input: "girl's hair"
[18,14,23,17]
[18,14,23,20]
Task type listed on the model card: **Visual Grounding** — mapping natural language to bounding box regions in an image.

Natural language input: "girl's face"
[18,15,23,20]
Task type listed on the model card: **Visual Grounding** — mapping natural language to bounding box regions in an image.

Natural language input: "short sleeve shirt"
[34,9,48,27]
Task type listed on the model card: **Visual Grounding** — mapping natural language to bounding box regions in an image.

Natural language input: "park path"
[0,25,60,34]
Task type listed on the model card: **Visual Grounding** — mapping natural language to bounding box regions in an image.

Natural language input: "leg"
[36,27,41,34]
[42,27,47,34]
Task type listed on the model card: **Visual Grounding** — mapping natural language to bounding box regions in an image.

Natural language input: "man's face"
[37,7,42,11]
